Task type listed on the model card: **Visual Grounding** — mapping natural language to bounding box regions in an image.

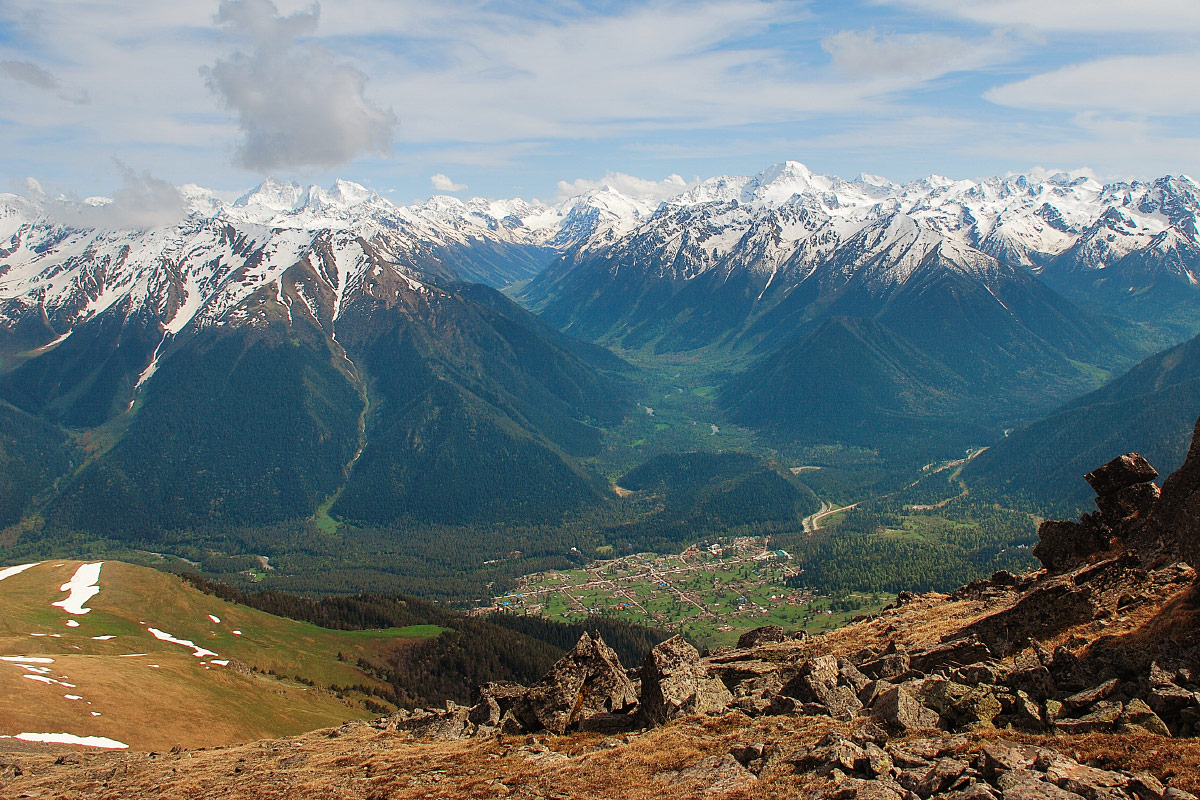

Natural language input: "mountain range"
[2,160,1200,547]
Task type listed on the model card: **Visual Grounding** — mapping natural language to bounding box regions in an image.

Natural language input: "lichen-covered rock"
[520,632,638,735]
[871,684,939,732]
[640,635,732,725]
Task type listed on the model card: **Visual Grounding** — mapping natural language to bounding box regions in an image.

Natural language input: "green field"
[492,539,889,648]
[0,560,447,750]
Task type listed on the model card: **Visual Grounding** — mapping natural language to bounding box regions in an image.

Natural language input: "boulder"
[736,625,786,649]
[640,635,732,725]
[919,678,1002,729]
[469,681,528,727]
[1119,698,1171,737]
[668,753,756,795]
[1096,482,1160,524]
[1085,453,1158,497]
[520,632,638,735]
[1033,519,1112,574]
[783,655,863,720]
[1053,700,1124,734]
[860,651,911,680]
[872,684,940,732]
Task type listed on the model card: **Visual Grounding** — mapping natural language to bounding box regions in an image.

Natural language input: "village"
[487,536,888,647]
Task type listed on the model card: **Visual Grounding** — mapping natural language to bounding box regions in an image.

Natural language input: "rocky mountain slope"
[8,420,1200,798]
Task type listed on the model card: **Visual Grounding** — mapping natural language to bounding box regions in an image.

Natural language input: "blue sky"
[2,0,1199,203]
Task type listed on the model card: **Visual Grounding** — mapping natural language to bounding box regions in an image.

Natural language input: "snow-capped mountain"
[522,162,1200,346]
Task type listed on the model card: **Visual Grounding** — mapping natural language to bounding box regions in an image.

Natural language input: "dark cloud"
[202,0,396,173]
[2,59,61,90]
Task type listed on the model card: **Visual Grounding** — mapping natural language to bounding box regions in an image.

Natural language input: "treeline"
[483,612,671,668]
[777,499,1037,595]
[180,573,670,708]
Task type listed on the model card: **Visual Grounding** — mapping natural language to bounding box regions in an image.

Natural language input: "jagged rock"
[400,703,473,741]
[1054,700,1124,734]
[897,755,971,797]
[1034,519,1112,574]
[838,659,871,692]
[919,678,1002,729]
[951,661,1005,686]
[1001,778,1088,800]
[1164,788,1199,800]
[0,755,23,779]
[1085,453,1159,497]
[872,684,939,732]
[1119,698,1171,736]
[783,655,863,720]
[1061,679,1119,713]
[1043,755,1130,798]
[520,632,638,735]
[1129,773,1167,800]
[469,682,528,727]
[860,651,911,680]
[980,742,1041,776]
[1096,482,1161,524]
[817,777,907,800]
[639,635,732,725]
[668,753,756,795]
[731,670,795,716]
[736,625,786,649]
[910,636,994,672]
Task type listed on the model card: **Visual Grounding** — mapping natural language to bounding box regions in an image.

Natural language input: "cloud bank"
[202,0,396,173]
[556,172,693,203]
[44,162,186,231]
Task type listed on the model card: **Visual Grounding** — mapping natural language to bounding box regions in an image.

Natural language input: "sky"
[2,0,1200,204]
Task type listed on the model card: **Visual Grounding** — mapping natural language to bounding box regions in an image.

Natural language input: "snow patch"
[52,562,102,615]
[1,656,54,664]
[207,614,221,624]
[90,635,116,641]
[65,620,79,628]
[0,562,39,581]
[64,694,82,700]
[4,732,128,750]
[23,675,75,687]
[146,627,219,658]
[210,659,230,666]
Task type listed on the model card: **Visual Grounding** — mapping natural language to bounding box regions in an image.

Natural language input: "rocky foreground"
[9,424,1200,799]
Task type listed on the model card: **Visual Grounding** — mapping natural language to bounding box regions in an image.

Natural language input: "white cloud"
[202,0,396,172]
[555,172,694,203]
[877,0,1200,33]
[822,29,1017,82]
[985,54,1200,116]
[430,173,467,192]
[44,162,186,231]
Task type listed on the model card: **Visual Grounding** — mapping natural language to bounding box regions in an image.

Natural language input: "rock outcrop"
[639,635,733,724]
